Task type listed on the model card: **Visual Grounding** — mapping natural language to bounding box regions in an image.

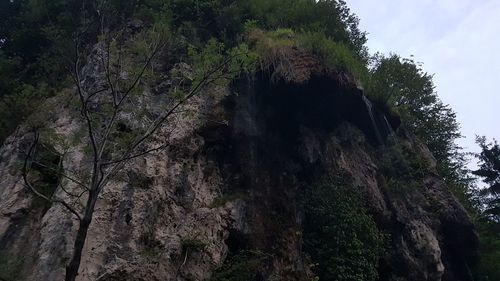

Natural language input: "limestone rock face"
[0,86,237,281]
[0,60,477,281]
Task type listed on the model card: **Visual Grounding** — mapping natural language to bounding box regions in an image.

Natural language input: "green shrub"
[139,229,163,258]
[474,221,500,281]
[239,0,368,58]
[181,237,206,253]
[303,177,385,281]
[28,142,63,210]
[376,142,431,181]
[0,251,24,281]
[374,141,436,200]
[0,83,48,143]
[209,193,246,208]
[246,28,295,57]
[332,122,366,145]
[128,172,153,189]
[188,38,258,88]
[245,28,369,84]
[210,250,270,281]
[297,32,369,83]
[179,236,207,266]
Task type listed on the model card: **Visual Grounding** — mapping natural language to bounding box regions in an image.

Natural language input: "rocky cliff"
[0,50,478,281]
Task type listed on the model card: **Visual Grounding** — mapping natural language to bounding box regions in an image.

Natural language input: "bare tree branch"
[26,159,89,190]
[22,131,82,221]
[97,52,246,186]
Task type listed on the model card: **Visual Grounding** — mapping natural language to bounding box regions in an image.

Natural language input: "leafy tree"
[471,136,500,281]
[473,136,500,221]
[210,250,271,281]
[0,0,87,143]
[368,54,471,192]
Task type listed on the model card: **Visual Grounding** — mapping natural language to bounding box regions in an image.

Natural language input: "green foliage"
[0,83,45,141]
[367,54,472,203]
[246,28,369,83]
[0,0,83,143]
[0,251,24,281]
[181,237,207,253]
[180,236,207,263]
[239,0,368,60]
[246,28,297,54]
[210,250,270,281]
[138,229,163,258]
[0,0,368,144]
[128,172,153,189]
[167,0,233,42]
[470,136,500,280]
[209,192,246,208]
[332,122,366,145]
[375,141,437,200]
[188,39,258,89]
[473,136,500,218]
[368,55,461,162]
[377,142,431,181]
[303,177,385,281]
[297,32,369,82]
[272,28,295,39]
[474,221,500,281]
[29,142,62,209]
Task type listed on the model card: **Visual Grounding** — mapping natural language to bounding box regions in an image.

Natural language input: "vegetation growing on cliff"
[0,251,24,281]
[474,137,500,221]
[473,137,500,281]
[210,250,271,281]
[303,180,385,281]
[368,55,472,195]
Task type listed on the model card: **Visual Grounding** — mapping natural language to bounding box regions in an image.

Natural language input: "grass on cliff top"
[245,27,369,87]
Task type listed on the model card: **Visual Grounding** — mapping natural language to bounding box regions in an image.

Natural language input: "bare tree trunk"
[65,190,98,281]
[65,219,90,281]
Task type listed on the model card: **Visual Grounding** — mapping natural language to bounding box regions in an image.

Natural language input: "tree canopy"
[368,54,472,194]
[0,0,369,142]
[472,137,500,281]
[473,137,500,221]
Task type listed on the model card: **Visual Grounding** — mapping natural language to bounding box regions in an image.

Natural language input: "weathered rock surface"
[0,53,477,281]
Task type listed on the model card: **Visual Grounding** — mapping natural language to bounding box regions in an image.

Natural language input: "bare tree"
[21,18,253,281]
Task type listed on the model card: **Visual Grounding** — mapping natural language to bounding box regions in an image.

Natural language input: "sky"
[347,0,500,166]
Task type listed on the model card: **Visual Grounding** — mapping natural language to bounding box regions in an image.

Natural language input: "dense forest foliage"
[0,0,498,280]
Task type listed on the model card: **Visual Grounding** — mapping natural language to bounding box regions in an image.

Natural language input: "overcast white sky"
[347,0,500,164]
